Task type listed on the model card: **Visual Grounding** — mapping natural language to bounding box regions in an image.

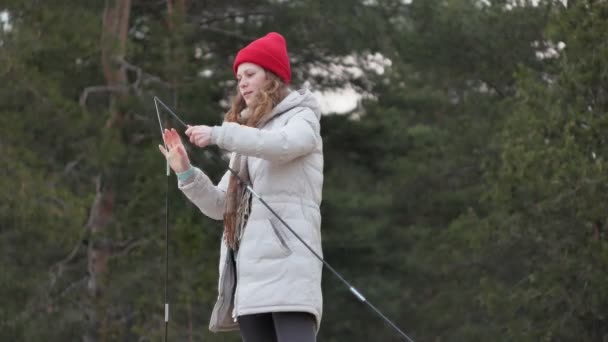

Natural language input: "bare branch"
[56,276,88,299]
[80,58,172,109]
[111,238,149,258]
[63,156,84,175]
[49,229,89,287]
[113,57,172,88]
[79,85,130,107]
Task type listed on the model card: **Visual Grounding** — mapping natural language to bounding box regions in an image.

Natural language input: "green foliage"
[2,0,608,341]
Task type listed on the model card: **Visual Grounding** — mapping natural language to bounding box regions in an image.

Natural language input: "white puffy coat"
[178,89,324,332]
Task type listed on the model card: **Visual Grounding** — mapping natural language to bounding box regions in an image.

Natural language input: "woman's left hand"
[185,125,213,148]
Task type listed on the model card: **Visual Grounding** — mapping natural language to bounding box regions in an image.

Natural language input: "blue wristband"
[176,166,195,182]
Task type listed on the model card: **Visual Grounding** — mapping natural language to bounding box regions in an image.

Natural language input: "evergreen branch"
[198,26,257,41]
[193,10,272,25]
[1,276,87,329]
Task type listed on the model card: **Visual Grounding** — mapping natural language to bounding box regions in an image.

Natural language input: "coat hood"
[273,88,322,120]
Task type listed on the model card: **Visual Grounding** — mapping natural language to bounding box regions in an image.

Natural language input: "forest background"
[2,0,608,341]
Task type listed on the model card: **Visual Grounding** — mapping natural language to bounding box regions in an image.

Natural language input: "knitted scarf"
[223,154,251,250]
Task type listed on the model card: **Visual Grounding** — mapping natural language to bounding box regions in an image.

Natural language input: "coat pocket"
[268,218,293,256]
[241,219,292,259]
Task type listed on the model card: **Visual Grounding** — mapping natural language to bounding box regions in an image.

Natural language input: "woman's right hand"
[158,128,191,173]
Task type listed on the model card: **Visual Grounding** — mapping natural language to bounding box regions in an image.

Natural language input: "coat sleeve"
[210,108,319,164]
[178,167,231,220]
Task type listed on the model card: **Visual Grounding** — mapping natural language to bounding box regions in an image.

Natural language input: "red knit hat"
[233,32,291,84]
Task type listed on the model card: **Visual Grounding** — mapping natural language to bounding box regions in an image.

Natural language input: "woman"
[159,32,324,342]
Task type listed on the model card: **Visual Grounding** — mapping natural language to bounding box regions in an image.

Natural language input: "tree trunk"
[84,1,131,341]
[101,0,131,129]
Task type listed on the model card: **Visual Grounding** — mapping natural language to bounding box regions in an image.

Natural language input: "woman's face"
[236,62,267,106]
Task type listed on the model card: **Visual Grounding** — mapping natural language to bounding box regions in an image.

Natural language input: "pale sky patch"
[314,87,361,114]
[309,53,390,114]
[1,10,12,31]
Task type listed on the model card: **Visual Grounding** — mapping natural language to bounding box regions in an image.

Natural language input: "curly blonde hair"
[224,71,289,127]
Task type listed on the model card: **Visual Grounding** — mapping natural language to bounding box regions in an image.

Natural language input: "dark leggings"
[238,312,316,342]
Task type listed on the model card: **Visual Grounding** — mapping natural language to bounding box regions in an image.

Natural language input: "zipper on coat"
[233,194,249,323]
[216,257,227,304]
[231,249,239,322]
